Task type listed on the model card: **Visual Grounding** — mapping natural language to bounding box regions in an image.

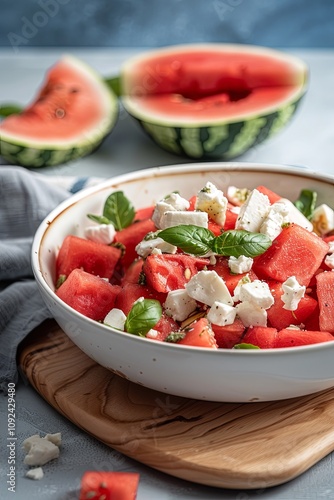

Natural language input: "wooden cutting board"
[19,319,334,490]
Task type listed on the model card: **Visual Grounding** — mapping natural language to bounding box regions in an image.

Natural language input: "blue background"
[1,0,334,49]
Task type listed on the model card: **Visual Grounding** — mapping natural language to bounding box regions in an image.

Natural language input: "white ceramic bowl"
[32,163,334,403]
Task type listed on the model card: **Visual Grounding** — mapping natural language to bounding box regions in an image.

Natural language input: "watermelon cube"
[56,235,121,281]
[253,224,329,286]
[56,268,120,321]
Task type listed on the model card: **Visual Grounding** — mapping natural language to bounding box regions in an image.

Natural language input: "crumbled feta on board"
[26,467,44,480]
[22,434,61,466]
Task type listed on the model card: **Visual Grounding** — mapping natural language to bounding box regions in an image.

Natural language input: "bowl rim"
[32,161,334,356]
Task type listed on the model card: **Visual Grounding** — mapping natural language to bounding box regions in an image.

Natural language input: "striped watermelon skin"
[0,138,106,168]
[133,98,303,160]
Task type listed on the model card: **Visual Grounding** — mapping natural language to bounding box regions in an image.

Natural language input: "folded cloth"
[0,166,103,393]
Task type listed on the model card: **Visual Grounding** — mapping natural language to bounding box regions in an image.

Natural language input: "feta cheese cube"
[164,192,190,211]
[23,436,60,466]
[228,255,254,274]
[135,237,177,257]
[278,198,313,231]
[152,194,190,228]
[259,201,290,240]
[207,301,236,326]
[160,210,208,229]
[325,253,334,269]
[238,280,274,309]
[232,274,252,302]
[235,189,271,232]
[311,203,334,236]
[196,181,228,226]
[185,270,233,307]
[26,467,44,480]
[281,276,306,311]
[226,186,250,206]
[104,308,127,330]
[164,289,197,321]
[235,301,267,327]
[84,223,116,244]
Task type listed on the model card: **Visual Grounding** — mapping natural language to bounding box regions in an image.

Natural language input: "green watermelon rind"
[0,56,118,168]
[130,96,304,160]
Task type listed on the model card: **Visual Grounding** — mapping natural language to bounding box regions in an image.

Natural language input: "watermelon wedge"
[0,56,118,167]
[120,44,308,159]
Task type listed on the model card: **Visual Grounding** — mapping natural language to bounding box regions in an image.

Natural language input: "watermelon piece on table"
[143,254,210,293]
[252,224,329,286]
[56,268,120,321]
[79,471,139,500]
[56,234,121,281]
[275,328,333,348]
[115,218,156,269]
[316,271,334,333]
[266,281,318,330]
[242,326,278,349]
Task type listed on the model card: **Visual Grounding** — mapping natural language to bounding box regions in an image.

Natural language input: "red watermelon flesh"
[1,55,116,144]
[122,46,307,122]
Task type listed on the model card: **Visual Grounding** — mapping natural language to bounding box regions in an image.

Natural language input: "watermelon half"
[120,44,308,159]
[0,56,118,167]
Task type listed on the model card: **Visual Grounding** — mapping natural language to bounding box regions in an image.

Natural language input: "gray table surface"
[0,48,334,500]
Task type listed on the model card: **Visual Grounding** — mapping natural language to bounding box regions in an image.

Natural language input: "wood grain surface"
[18,319,334,489]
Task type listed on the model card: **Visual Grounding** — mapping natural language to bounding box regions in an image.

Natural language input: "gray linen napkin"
[0,166,86,393]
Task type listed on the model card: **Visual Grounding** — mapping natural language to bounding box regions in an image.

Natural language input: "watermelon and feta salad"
[55,182,334,350]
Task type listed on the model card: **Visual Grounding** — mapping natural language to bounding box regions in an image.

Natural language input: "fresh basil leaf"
[103,191,135,231]
[158,225,215,256]
[125,299,162,336]
[211,230,272,257]
[294,189,317,219]
[233,343,261,349]
[87,214,112,225]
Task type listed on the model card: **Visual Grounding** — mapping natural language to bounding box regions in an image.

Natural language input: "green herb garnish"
[233,343,261,349]
[87,191,135,231]
[124,299,162,336]
[294,189,317,220]
[159,225,272,258]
